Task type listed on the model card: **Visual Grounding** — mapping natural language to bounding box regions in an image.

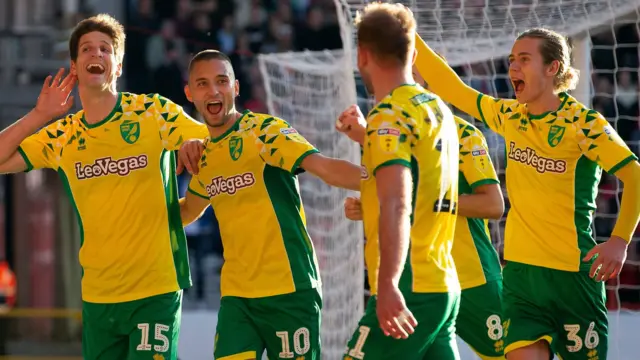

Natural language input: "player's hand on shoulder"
[583,235,628,282]
[336,104,366,145]
[344,197,363,221]
[34,68,76,121]
[178,139,205,175]
[376,282,417,340]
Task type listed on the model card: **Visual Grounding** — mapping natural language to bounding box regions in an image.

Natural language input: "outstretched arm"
[301,153,361,191]
[413,34,482,120]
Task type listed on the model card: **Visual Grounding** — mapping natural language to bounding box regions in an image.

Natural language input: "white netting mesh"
[257,50,364,360]
[259,0,640,359]
[341,0,640,66]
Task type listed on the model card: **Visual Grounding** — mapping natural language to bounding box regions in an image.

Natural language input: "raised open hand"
[34,68,76,121]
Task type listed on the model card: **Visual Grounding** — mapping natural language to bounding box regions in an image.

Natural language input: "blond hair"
[355,2,417,66]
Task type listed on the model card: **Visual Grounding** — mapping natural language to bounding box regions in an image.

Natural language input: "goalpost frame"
[572,32,592,106]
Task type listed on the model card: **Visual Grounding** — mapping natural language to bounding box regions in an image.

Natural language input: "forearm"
[378,199,411,287]
[179,197,206,226]
[303,155,361,191]
[414,34,482,119]
[326,160,361,190]
[612,166,640,242]
[0,110,49,164]
[457,193,503,219]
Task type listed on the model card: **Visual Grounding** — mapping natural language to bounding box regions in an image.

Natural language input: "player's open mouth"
[86,63,105,75]
[512,79,525,94]
[206,101,223,115]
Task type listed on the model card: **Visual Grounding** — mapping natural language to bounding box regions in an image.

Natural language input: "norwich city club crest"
[547,125,566,148]
[229,136,243,161]
[120,121,140,144]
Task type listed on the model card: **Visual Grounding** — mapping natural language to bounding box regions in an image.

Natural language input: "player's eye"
[218,79,228,84]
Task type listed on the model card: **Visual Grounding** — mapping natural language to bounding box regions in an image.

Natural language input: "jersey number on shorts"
[563,322,599,353]
[136,323,170,353]
[346,325,370,360]
[276,327,311,358]
[486,314,503,341]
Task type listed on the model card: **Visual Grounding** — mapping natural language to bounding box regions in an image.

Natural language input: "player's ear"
[546,59,560,77]
[234,79,239,97]
[184,84,193,102]
[411,48,417,65]
[115,61,123,77]
[70,60,77,76]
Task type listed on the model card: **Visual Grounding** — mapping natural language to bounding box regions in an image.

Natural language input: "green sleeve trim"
[607,154,638,175]
[373,159,411,176]
[476,93,489,128]
[187,187,209,200]
[16,146,34,172]
[291,148,320,174]
[469,178,499,190]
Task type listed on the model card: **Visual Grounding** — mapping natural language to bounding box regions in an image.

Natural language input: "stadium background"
[0,0,637,358]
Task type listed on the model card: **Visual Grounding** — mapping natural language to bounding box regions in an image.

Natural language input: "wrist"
[29,108,52,124]
[609,234,631,246]
[378,276,399,289]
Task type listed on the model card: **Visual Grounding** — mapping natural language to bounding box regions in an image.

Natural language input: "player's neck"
[372,68,414,103]
[208,110,242,139]
[527,90,562,116]
[79,86,119,125]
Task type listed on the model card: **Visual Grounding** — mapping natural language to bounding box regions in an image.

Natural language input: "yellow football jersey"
[477,92,637,271]
[188,111,321,298]
[360,84,460,295]
[452,116,502,289]
[18,92,208,303]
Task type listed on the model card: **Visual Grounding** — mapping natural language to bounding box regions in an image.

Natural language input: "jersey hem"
[505,258,588,273]
[373,159,411,176]
[221,282,319,299]
[291,148,319,174]
[81,283,182,304]
[607,154,638,175]
[187,186,209,200]
[469,178,499,189]
[459,274,502,290]
[16,146,34,172]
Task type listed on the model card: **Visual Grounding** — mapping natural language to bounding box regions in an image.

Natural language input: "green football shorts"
[457,280,505,359]
[213,288,322,360]
[82,291,183,360]
[502,262,608,360]
[343,290,461,360]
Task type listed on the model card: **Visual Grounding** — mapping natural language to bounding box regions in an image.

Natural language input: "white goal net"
[259,0,640,359]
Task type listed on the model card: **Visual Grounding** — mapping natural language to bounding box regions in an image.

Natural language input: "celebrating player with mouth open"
[414,27,640,360]
[0,14,209,360]
[178,49,361,360]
